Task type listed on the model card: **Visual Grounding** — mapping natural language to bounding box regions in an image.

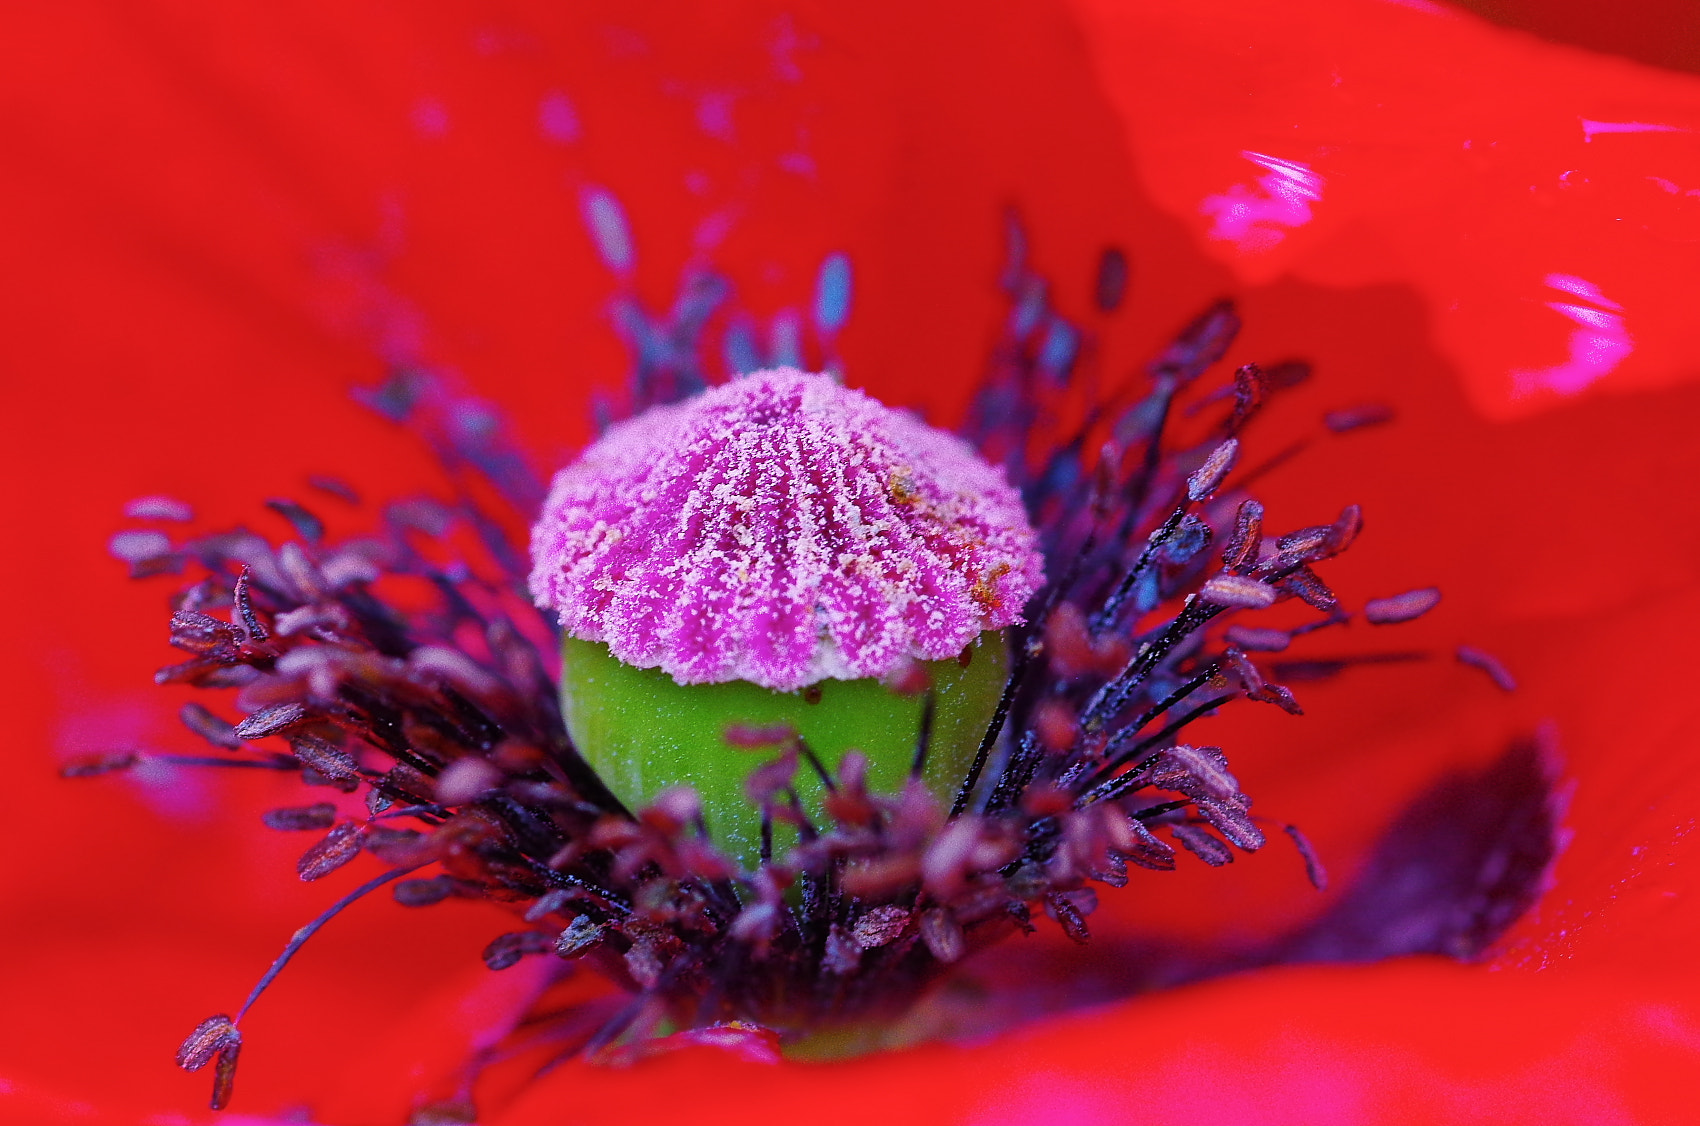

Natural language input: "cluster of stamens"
[81,273,1445,1111]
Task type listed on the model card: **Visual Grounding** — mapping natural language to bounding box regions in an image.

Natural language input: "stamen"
[950,643,1028,817]
[909,692,937,779]
[231,864,424,1026]
[172,865,422,1109]
[1365,587,1443,624]
[1081,693,1239,804]
[1283,823,1329,890]
[1457,644,1518,692]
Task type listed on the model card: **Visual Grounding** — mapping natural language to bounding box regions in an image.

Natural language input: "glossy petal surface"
[1071,0,1700,418]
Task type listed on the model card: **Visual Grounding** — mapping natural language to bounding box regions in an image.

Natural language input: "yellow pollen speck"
[888,466,922,507]
[970,561,1013,613]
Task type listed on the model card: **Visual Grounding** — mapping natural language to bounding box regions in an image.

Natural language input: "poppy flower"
[3,2,1698,1124]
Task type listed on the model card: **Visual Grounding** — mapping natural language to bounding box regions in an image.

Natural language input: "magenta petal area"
[529,369,1043,691]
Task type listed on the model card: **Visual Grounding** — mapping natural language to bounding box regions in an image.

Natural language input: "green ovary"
[560,632,1010,869]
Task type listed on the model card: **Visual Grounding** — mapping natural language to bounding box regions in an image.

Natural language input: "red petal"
[491,962,1699,1125]
[1072,0,1700,418]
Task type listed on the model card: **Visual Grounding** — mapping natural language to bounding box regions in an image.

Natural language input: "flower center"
[529,368,1042,862]
[83,257,1480,1114]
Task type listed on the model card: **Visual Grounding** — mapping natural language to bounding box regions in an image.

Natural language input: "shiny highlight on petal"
[1513,273,1632,397]
[1201,151,1325,253]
